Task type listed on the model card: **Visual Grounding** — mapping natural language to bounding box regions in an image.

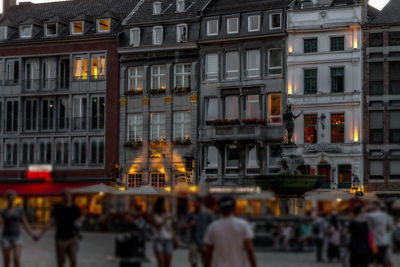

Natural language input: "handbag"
[368,231,378,255]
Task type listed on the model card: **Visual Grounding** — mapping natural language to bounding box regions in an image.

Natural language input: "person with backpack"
[312,212,329,262]
[348,205,371,267]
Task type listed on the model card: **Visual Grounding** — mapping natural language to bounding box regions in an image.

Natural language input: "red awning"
[0,182,99,196]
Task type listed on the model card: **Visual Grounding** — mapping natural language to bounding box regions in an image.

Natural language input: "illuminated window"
[128,66,144,92]
[0,26,7,40]
[20,25,32,38]
[151,173,165,187]
[150,113,166,141]
[205,146,218,173]
[55,140,69,165]
[390,111,400,143]
[304,38,317,53]
[225,145,240,174]
[226,51,239,80]
[151,65,167,89]
[370,161,383,180]
[90,138,104,165]
[127,173,142,188]
[153,26,163,45]
[21,143,35,165]
[331,114,344,143]
[153,2,162,15]
[127,114,143,141]
[130,28,140,47]
[246,95,260,119]
[176,24,187,43]
[5,143,18,166]
[71,21,84,35]
[304,114,317,144]
[205,98,218,125]
[268,94,281,124]
[331,67,344,93]
[248,15,260,32]
[174,63,191,89]
[331,36,344,51]
[91,96,105,130]
[45,23,57,37]
[97,18,110,33]
[246,49,260,78]
[91,55,106,79]
[205,53,218,80]
[268,49,282,75]
[72,139,86,165]
[227,17,239,34]
[38,141,51,164]
[73,56,88,80]
[173,111,191,140]
[338,164,352,188]
[207,20,218,36]
[224,95,239,120]
[176,0,185,12]
[247,144,260,174]
[304,69,317,94]
[41,99,55,131]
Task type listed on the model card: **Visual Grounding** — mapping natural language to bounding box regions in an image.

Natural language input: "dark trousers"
[350,253,370,267]
[315,239,324,262]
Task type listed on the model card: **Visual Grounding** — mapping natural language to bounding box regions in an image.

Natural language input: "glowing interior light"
[288,83,293,95]
[288,45,293,54]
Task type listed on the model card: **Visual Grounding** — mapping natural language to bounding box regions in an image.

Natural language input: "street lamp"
[352,174,363,197]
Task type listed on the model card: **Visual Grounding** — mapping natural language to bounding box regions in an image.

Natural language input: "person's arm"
[205,245,214,267]
[244,239,257,267]
[21,214,37,240]
[37,217,54,240]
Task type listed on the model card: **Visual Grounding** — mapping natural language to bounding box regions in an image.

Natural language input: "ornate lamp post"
[352,174,363,197]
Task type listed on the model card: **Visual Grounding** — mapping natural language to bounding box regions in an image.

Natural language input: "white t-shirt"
[153,214,173,239]
[204,216,254,267]
[366,210,389,246]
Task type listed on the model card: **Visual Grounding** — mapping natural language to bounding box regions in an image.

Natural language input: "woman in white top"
[150,197,174,267]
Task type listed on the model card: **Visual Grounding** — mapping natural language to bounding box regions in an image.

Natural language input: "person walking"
[312,212,328,262]
[204,196,257,267]
[348,205,371,267]
[1,190,37,267]
[327,215,341,262]
[38,189,82,267]
[149,197,175,267]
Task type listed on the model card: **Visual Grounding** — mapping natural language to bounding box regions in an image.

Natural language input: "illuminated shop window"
[73,56,88,80]
[331,114,344,143]
[151,173,165,187]
[304,114,317,144]
[127,173,142,188]
[91,55,106,79]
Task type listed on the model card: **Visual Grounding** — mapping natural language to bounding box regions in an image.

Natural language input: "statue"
[283,105,303,144]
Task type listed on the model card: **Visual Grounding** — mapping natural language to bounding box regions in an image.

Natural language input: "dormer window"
[97,18,110,33]
[176,24,187,43]
[71,21,84,35]
[20,25,32,38]
[0,26,7,41]
[153,26,163,45]
[176,0,185,12]
[248,15,260,32]
[207,19,218,36]
[269,13,281,30]
[130,28,140,47]
[153,2,162,15]
[45,23,57,37]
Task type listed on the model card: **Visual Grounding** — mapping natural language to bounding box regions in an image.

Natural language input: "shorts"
[373,246,388,265]
[153,238,174,255]
[189,244,207,265]
[56,237,79,264]
[1,236,22,248]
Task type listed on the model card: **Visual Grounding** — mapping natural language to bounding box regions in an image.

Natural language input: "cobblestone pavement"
[14,231,400,267]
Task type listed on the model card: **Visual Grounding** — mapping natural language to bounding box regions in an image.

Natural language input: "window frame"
[174,63,191,89]
[151,173,165,187]
[176,24,188,43]
[224,95,239,120]
[205,98,218,125]
[269,13,282,30]
[304,38,318,53]
[225,51,240,80]
[90,96,105,131]
[330,36,345,51]
[21,141,35,165]
[176,0,185,12]
[72,138,86,165]
[331,113,345,143]
[205,53,219,81]
[72,95,87,131]
[45,23,57,37]
[152,26,163,45]
[0,26,7,41]
[150,112,166,141]
[246,49,261,78]
[97,18,111,33]
[173,111,191,140]
[55,139,69,165]
[4,142,18,167]
[23,99,38,132]
[248,15,260,32]
[41,98,55,131]
[225,145,240,175]
[91,54,106,80]
[128,66,144,92]
[268,48,282,76]
[204,145,218,173]
[90,138,104,165]
[227,17,239,34]
[268,93,282,124]
[127,113,143,142]
[130,28,141,47]
[304,114,318,144]
[73,56,88,80]
[304,68,317,95]
[151,65,167,90]
[245,94,260,119]
[207,19,219,36]
[37,140,52,164]
[246,144,261,174]
[127,173,142,188]
[331,67,345,93]
[20,25,32,39]
[153,1,162,15]
[71,21,84,35]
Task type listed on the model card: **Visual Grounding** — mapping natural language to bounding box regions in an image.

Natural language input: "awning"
[0,182,99,196]
[71,183,118,194]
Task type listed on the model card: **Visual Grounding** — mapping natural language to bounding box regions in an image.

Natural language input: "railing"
[42,78,57,91]
[22,79,40,91]
[22,119,38,131]
[4,79,19,86]
[40,118,55,131]
[370,129,383,144]
[90,116,105,131]
[73,117,87,131]
[57,117,69,130]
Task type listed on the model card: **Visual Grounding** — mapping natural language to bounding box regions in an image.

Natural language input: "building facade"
[286,0,363,190]
[118,0,210,189]
[363,1,400,196]
[198,0,290,186]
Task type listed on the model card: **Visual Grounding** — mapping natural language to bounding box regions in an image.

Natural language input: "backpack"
[393,226,400,245]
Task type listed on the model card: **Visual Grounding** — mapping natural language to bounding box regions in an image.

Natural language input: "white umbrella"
[305,190,354,201]
[115,185,172,196]
[71,183,118,194]
[240,191,274,200]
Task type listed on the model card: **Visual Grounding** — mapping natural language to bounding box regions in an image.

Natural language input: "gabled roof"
[0,18,17,28]
[19,17,42,26]
[45,16,69,25]
[368,0,400,26]
[70,13,94,22]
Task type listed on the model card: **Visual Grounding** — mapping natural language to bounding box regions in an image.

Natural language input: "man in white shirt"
[204,196,257,267]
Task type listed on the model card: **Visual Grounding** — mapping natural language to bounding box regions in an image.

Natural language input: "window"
[268,94,281,124]
[153,2,162,14]
[71,21,84,35]
[205,98,218,124]
[224,95,239,120]
[57,98,68,130]
[370,62,383,95]
[269,145,281,170]
[41,99,54,131]
[331,114,345,143]
[225,51,239,80]
[42,61,54,90]
[370,112,383,144]
[207,20,218,36]
[38,141,52,164]
[150,113,166,141]
[370,161,383,180]
[173,111,191,140]
[227,17,239,34]
[90,138,104,165]
[269,13,281,29]
[72,139,86,165]
[127,173,142,188]
[331,67,344,93]
[91,55,105,80]
[268,49,282,75]
[176,0,185,12]
[247,145,260,174]
[97,18,110,33]
[6,100,18,132]
[0,26,7,40]
[20,25,32,38]
[389,62,400,94]
[331,36,344,51]
[130,28,140,47]
[338,165,352,188]
[246,50,260,78]
[304,114,317,144]
[204,146,218,174]
[73,56,88,80]
[176,24,188,43]
[369,33,383,47]
[174,63,191,89]
[389,32,400,46]
[5,143,17,166]
[24,62,34,90]
[73,96,87,130]
[21,143,35,165]
[128,67,144,92]
[205,53,218,80]
[24,99,37,131]
[6,60,19,84]
[151,65,167,89]
[248,15,260,32]
[225,145,240,174]
[246,95,260,119]
[127,114,143,141]
[153,26,163,45]
[390,160,400,179]
[151,173,165,187]
[45,23,57,37]
[390,111,400,143]
[304,69,317,94]
[60,59,70,89]
[91,96,105,130]
[55,140,69,165]
[304,38,317,53]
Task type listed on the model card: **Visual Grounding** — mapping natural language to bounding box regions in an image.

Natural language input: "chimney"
[3,0,17,13]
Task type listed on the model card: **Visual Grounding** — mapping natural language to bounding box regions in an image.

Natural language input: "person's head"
[352,205,362,217]
[5,190,16,207]
[219,196,236,216]
[153,197,166,215]
[62,188,73,205]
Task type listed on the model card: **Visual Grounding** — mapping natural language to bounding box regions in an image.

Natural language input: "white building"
[286,0,363,190]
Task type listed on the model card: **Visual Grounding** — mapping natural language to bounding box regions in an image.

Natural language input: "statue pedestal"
[281,143,297,157]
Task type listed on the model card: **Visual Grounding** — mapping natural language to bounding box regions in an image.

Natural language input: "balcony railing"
[370,129,383,144]
[22,79,40,91]
[4,79,19,86]
[90,116,105,131]
[73,117,87,131]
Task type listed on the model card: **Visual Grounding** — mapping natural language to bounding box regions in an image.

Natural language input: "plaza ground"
[14,231,400,267]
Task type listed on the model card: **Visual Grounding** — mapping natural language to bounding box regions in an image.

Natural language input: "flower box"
[124,141,143,148]
[149,89,166,95]
[149,139,167,146]
[212,119,241,126]
[172,138,191,145]
[171,87,191,95]
[125,90,143,96]
[242,118,266,125]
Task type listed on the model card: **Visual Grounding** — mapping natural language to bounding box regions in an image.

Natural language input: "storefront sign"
[26,165,53,182]
[208,187,257,194]
[304,143,341,153]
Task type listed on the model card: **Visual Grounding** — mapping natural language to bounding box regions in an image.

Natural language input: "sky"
[0,0,69,13]
[369,0,390,10]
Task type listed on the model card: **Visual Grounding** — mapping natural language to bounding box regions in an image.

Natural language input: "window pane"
[331,37,344,51]
[304,69,317,94]
[304,38,317,53]
[247,145,260,173]
[206,98,218,122]
[246,95,260,119]
[225,95,239,119]
[271,14,281,28]
[331,67,344,93]
[304,114,317,144]
[247,50,260,77]
[206,53,218,80]
[226,51,239,79]
[226,146,240,168]
[331,114,344,143]
[227,18,238,33]
[370,161,383,179]
[98,19,110,32]
[249,15,259,31]
[338,165,352,188]
[206,146,218,169]
[268,94,281,123]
